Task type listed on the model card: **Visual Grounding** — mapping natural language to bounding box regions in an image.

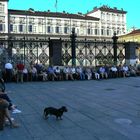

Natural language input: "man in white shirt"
[110,65,118,78]
[4,62,13,82]
[63,66,74,80]
[122,64,130,77]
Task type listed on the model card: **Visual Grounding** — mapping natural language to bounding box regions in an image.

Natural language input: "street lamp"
[112,32,118,65]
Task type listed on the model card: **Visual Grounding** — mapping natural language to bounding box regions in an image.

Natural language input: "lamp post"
[112,32,118,65]
[70,28,77,66]
[7,36,13,61]
[23,37,26,65]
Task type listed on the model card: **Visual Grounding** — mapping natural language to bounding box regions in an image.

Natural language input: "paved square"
[1,77,140,140]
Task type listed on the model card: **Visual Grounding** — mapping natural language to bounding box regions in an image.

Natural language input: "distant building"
[0,0,127,40]
[119,29,140,63]
[119,29,140,42]
[86,5,127,37]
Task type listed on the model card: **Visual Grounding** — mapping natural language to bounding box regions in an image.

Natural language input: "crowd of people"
[1,61,140,83]
[0,60,140,130]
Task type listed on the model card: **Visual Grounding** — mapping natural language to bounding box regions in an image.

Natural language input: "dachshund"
[43,106,68,120]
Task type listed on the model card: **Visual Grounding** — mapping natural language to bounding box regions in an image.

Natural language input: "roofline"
[87,6,127,15]
[8,9,100,21]
[119,29,140,38]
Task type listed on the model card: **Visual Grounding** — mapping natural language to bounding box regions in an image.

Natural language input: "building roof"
[127,29,140,35]
[87,5,127,14]
[8,9,100,21]
[0,0,9,2]
[120,29,140,38]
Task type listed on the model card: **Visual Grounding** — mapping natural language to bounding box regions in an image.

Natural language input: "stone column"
[125,42,137,65]
[49,39,62,66]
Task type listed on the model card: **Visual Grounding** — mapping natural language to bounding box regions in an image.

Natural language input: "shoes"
[5,117,14,122]
[12,109,21,114]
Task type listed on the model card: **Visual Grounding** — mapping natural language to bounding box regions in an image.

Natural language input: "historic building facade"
[0,0,129,66]
[0,0,127,40]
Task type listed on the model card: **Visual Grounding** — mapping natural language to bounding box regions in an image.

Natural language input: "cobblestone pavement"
[0,77,140,140]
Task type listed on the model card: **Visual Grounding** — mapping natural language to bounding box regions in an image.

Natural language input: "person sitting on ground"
[63,66,74,80]
[47,65,57,81]
[91,66,100,80]
[54,66,62,81]
[70,66,78,80]
[117,64,123,77]
[85,67,92,80]
[0,87,19,130]
[122,64,130,77]
[0,78,21,113]
[110,65,118,78]
[0,100,19,129]
[99,65,108,79]
[30,65,38,81]
[76,66,85,80]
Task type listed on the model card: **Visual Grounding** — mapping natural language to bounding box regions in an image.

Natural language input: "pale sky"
[8,0,140,30]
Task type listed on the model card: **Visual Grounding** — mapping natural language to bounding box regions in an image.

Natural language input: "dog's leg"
[60,116,63,120]
[43,111,48,119]
[56,116,63,120]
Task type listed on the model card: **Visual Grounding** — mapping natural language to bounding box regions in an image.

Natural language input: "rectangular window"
[101,29,104,35]
[0,24,3,31]
[55,26,59,33]
[28,25,32,32]
[87,28,91,35]
[10,24,13,32]
[107,30,110,36]
[64,27,68,34]
[47,26,51,33]
[19,25,23,32]
[95,29,98,35]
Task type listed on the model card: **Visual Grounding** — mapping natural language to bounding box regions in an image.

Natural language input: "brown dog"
[43,106,68,120]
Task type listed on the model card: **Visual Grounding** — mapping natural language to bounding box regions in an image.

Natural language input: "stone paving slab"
[0,77,140,140]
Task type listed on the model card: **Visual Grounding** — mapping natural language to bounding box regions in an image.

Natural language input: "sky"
[8,0,140,30]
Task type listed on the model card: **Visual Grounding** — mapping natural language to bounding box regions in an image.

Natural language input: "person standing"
[16,61,24,83]
[4,61,13,82]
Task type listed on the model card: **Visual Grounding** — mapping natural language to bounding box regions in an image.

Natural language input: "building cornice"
[8,9,100,21]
